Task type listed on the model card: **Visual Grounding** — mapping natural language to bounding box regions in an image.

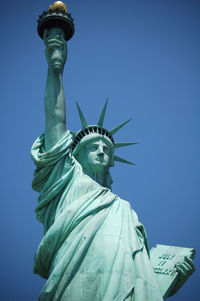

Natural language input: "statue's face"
[84,139,111,174]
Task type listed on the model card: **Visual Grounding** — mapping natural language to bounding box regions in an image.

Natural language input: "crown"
[71,100,137,165]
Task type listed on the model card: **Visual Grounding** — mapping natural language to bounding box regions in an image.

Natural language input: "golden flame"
[49,1,67,12]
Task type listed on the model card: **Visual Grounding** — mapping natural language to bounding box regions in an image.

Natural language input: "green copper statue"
[31,2,195,300]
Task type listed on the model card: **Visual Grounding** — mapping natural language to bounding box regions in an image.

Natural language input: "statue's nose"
[97,145,104,156]
[98,152,104,157]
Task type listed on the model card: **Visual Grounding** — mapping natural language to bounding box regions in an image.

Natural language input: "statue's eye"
[103,146,110,154]
[88,145,97,152]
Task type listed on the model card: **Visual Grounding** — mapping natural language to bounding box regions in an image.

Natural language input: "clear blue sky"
[1,0,199,300]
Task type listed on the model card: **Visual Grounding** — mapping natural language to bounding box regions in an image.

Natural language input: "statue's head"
[71,101,136,188]
[73,134,114,175]
[72,126,114,169]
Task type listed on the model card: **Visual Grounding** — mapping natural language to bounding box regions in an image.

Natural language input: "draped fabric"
[31,131,163,301]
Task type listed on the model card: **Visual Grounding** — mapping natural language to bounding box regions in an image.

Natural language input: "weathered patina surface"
[32,3,195,300]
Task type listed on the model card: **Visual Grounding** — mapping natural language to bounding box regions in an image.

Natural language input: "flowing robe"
[31,131,163,301]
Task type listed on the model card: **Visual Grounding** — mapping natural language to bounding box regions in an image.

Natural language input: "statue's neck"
[84,170,107,187]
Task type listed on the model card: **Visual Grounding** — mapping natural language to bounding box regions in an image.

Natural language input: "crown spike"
[97,98,108,126]
[76,102,88,128]
[114,142,138,148]
[110,118,132,135]
[114,155,135,165]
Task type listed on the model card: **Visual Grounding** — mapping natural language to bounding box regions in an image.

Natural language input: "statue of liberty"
[31,2,195,300]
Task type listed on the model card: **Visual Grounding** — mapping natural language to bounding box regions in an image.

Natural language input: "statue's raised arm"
[43,28,67,151]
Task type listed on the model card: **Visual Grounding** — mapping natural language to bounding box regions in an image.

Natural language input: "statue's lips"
[95,157,105,163]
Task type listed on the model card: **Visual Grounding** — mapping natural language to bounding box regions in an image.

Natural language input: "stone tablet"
[150,244,195,299]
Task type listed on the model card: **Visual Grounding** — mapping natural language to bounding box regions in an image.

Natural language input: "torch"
[37,1,74,70]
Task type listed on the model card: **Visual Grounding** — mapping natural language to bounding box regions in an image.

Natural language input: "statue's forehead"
[86,138,110,148]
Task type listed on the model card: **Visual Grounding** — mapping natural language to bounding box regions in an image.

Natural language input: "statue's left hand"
[169,256,195,296]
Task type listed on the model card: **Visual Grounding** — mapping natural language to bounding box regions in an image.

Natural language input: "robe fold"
[31,131,163,301]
